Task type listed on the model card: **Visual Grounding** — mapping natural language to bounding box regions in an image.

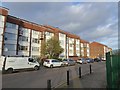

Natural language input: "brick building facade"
[0,7,111,60]
[0,7,82,60]
[90,42,112,60]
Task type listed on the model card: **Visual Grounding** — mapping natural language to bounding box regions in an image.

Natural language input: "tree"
[41,37,64,59]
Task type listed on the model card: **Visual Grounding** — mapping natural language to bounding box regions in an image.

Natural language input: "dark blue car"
[86,58,94,63]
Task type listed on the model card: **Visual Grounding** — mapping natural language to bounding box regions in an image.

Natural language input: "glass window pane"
[32,38,39,43]
[32,47,39,51]
[4,33,17,40]
[18,45,28,51]
[4,44,16,51]
[6,22,18,29]
[19,36,28,42]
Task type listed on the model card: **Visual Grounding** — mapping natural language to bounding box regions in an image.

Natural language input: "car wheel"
[34,66,39,70]
[50,65,53,68]
[7,68,13,73]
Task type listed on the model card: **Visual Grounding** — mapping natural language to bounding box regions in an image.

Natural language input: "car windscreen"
[52,60,60,62]
[44,60,49,62]
[69,59,74,61]
[63,59,67,61]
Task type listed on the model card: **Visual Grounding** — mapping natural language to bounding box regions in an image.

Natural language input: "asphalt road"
[2,61,106,88]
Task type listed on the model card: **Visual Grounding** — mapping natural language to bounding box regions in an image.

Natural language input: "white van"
[0,56,40,73]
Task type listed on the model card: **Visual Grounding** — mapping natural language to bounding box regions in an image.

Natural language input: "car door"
[52,60,57,67]
[56,60,61,66]
[63,59,67,65]
[69,59,74,65]
[53,60,61,67]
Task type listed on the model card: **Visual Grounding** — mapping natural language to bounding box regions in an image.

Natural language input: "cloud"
[2,2,118,49]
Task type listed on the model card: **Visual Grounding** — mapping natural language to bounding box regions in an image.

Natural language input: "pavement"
[57,61,106,88]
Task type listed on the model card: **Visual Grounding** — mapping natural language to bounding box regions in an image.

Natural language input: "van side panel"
[5,57,28,70]
[5,57,40,71]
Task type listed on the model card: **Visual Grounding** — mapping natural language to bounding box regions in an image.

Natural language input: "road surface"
[2,61,106,88]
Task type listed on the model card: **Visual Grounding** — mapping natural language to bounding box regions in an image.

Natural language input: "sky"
[1,2,118,50]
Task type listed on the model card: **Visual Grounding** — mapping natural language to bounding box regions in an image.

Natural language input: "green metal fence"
[106,50,120,88]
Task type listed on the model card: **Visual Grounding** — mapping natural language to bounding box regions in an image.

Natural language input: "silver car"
[62,59,76,66]
[43,59,63,68]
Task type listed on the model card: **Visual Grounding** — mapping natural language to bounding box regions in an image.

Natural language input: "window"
[46,32,51,36]
[32,30,39,35]
[28,58,34,62]
[45,60,49,63]
[4,32,17,40]
[76,44,79,48]
[84,43,87,47]
[59,33,65,37]
[6,22,18,29]
[32,38,39,43]
[20,27,29,33]
[52,60,56,62]
[69,59,74,61]
[32,47,39,51]
[19,36,28,42]
[52,60,59,62]
[66,38,69,44]
[76,50,79,54]
[87,44,89,47]
[70,43,73,47]
[81,43,83,47]
[18,45,28,51]
[4,44,16,51]
[69,50,73,54]
[63,59,67,61]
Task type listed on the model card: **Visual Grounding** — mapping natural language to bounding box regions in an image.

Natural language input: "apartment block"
[0,7,81,60]
[80,39,90,58]
[43,25,81,60]
[90,42,112,60]
[43,25,67,58]
[66,34,80,60]
[0,7,8,56]
[0,7,112,60]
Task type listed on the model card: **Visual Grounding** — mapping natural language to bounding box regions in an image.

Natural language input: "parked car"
[94,58,101,62]
[62,59,76,66]
[102,59,106,61]
[81,58,87,64]
[76,58,83,64]
[77,58,87,64]
[86,58,94,63]
[89,58,94,63]
[0,56,40,73]
[86,58,91,63]
[43,59,63,68]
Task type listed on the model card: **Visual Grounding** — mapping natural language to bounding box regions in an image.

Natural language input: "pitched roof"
[80,39,89,43]
[90,42,107,47]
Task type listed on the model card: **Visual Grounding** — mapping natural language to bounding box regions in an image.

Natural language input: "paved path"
[57,61,106,88]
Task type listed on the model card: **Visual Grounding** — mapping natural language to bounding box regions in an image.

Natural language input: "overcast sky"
[2,2,118,50]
